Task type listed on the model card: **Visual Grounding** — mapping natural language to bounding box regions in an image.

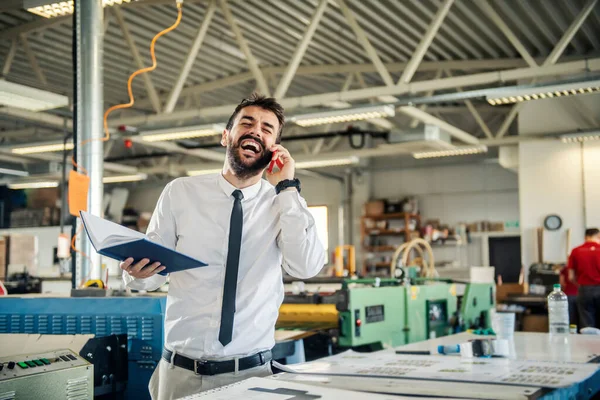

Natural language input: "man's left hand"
[266,144,295,185]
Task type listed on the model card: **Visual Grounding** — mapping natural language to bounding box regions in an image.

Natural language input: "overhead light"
[187,168,223,177]
[559,132,600,143]
[0,167,29,177]
[295,156,359,169]
[25,0,131,19]
[413,145,488,159]
[8,181,59,189]
[186,156,359,176]
[0,80,68,111]
[487,78,600,106]
[289,105,395,127]
[103,173,147,184]
[141,124,225,142]
[11,142,74,155]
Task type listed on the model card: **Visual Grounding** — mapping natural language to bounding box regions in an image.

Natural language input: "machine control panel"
[0,349,90,382]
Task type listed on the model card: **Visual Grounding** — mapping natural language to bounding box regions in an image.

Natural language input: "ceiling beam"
[0,15,70,41]
[132,57,559,109]
[109,57,600,127]
[398,0,453,85]
[543,0,597,67]
[410,69,443,128]
[273,0,328,99]
[398,106,479,144]
[6,58,598,131]
[163,0,216,113]
[337,0,394,87]
[1,39,17,77]
[495,0,597,138]
[219,0,270,95]
[20,34,47,87]
[444,70,493,139]
[129,137,225,163]
[112,7,162,113]
[475,0,538,68]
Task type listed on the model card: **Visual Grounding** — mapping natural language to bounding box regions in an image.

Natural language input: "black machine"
[528,263,561,294]
[3,271,41,294]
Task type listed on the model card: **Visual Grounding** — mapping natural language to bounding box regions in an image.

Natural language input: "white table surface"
[394,332,600,364]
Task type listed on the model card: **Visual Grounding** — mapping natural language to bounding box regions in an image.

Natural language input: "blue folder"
[80,212,207,275]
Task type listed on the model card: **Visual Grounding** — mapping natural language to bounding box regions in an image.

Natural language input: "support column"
[76,0,104,282]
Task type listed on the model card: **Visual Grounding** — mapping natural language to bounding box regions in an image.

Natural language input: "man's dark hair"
[225,92,285,143]
[585,228,600,237]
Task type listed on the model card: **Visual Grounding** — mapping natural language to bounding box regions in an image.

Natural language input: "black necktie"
[219,189,244,346]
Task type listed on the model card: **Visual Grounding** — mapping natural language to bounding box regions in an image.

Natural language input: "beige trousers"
[148,358,273,400]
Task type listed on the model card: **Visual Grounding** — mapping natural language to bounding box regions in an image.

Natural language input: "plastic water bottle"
[548,284,569,335]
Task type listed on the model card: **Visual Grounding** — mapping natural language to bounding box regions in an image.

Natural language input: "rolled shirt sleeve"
[276,189,326,279]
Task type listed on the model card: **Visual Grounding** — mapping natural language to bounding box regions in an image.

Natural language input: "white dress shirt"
[123,173,325,359]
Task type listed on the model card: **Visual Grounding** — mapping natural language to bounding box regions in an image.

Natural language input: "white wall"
[0,226,62,276]
[371,163,520,225]
[518,141,585,267]
[518,94,600,273]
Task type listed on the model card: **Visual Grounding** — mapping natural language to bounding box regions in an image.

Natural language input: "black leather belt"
[161,348,272,376]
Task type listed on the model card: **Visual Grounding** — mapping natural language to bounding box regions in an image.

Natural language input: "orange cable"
[70,4,183,284]
[72,3,183,171]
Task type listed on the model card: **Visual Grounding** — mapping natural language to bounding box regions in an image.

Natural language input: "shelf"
[430,242,465,247]
[470,231,520,238]
[364,246,397,252]
[362,213,419,221]
[366,229,407,236]
[373,262,391,268]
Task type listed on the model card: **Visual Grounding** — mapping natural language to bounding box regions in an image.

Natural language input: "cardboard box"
[523,314,549,332]
[8,234,37,276]
[27,188,59,209]
[363,200,385,216]
[490,222,505,232]
[496,283,526,302]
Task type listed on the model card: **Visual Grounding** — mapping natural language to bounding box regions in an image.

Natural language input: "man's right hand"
[120,257,166,278]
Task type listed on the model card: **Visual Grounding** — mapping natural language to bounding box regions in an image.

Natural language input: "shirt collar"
[217,173,262,201]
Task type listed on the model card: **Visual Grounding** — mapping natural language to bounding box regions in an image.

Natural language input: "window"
[308,206,329,263]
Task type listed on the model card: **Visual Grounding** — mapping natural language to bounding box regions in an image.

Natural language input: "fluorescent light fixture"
[413,145,488,159]
[11,142,74,155]
[559,132,600,143]
[290,105,395,127]
[295,156,359,169]
[141,124,225,142]
[487,78,600,106]
[8,181,59,189]
[103,173,147,184]
[26,0,131,18]
[186,156,359,176]
[0,80,68,111]
[187,168,223,177]
[0,167,29,177]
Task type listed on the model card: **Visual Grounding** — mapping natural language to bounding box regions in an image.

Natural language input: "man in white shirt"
[120,93,326,399]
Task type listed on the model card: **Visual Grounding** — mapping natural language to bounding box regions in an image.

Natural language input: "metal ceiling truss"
[0,0,599,180]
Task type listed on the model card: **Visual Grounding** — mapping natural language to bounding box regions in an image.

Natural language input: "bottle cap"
[553,284,561,289]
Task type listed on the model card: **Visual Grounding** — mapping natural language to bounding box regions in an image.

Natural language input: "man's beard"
[227,134,273,180]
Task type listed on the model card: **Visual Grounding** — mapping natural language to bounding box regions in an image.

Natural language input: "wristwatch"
[275,178,301,195]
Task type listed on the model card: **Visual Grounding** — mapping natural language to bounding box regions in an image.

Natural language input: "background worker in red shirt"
[569,228,600,329]
[559,264,579,328]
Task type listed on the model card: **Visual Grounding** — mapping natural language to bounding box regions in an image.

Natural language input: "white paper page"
[81,211,145,250]
[279,350,599,389]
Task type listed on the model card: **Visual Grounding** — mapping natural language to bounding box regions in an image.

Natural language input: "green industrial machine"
[335,279,495,348]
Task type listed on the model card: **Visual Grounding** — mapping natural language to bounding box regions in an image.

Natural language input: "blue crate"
[0,296,166,400]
